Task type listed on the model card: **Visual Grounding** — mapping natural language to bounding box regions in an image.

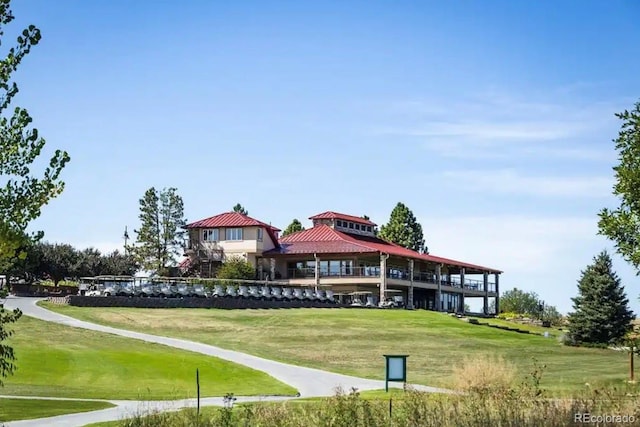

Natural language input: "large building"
[182,210,501,314]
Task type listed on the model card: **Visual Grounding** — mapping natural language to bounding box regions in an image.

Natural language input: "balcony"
[285,266,497,293]
[287,266,381,279]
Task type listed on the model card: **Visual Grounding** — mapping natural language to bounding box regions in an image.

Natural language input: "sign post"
[384,354,408,392]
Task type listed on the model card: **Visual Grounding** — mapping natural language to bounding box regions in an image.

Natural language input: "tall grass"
[115,359,640,427]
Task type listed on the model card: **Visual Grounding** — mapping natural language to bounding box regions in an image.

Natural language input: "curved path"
[1,297,450,426]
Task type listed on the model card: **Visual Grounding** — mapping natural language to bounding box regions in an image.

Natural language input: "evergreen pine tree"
[567,250,635,346]
[379,202,427,253]
[132,187,186,273]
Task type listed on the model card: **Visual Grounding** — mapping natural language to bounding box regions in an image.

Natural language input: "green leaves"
[0,0,69,387]
[282,219,305,237]
[598,101,640,273]
[378,202,427,253]
[232,203,248,215]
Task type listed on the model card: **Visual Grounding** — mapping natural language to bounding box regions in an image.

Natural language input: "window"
[257,228,263,241]
[202,229,219,241]
[348,222,354,229]
[366,226,372,233]
[226,228,243,241]
[336,220,342,227]
[355,224,360,230]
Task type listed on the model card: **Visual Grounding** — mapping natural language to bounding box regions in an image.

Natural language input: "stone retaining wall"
[47,296,71,305]
[69,296,350,309]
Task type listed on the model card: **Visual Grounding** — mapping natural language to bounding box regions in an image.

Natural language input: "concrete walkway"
[1,297,449,426]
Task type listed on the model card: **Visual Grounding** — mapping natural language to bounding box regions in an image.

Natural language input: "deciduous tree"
[101,250,138,276]
[498,288,541,315]
[38,242,78,286]
[74,247,103,278]
[598,100,640,274]
[0,0,69,386]
[131,187,186,273]
[567,251,635,346]
[379,202,427,253]
[282,219,305,237]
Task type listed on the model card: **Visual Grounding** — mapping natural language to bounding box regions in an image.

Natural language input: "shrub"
[451,354,517,394]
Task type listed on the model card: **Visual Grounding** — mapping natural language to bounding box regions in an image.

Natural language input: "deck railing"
[286,267,497,292]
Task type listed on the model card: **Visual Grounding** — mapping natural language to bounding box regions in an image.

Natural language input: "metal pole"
[631,346,635,382]
[196,368,200,416]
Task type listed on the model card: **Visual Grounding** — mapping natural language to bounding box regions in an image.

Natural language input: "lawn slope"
[0,398,114,422]
[2,315,296,399]
[41,304,631,395]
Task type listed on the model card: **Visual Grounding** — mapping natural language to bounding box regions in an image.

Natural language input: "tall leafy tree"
[101,250,137,276]
[0,0,69,386]
[131,187,186,273]
[598,100,640,274]
[233,203,248,215]
[378,202,427,253]
[74,247,103,277]
[38,242,78,286]
[282,219,305,237]
[498,288,541,315]
[567,251,635,346]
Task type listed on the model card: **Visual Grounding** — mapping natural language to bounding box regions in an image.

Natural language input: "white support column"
[483,271,489,314]
[408,259,415,310]
[269,258,276,281]
[494,272,500,314]
[435,264,442,311]
[379,253,388,305]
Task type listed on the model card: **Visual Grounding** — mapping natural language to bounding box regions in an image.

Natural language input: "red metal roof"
[186,212,281,231]
[186,212,280,248]
[309,211,377,226]
[178,257,191,271]
[266,224,501,273]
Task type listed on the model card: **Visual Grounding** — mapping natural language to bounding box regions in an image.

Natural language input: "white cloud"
[385,120,588,141]
[437,169,613,198]
[375,88,623,160]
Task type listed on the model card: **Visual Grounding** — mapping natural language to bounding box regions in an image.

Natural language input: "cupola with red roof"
[308,211,377,237]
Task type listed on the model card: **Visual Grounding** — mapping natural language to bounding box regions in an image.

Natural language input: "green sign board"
[384,354,408,392]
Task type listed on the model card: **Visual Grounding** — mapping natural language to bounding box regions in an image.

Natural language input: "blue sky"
[9,0,640,313]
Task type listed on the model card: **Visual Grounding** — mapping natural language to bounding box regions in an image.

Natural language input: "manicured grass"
[41,304,634,395]
[0,397,114,422]
[2,315,296,399]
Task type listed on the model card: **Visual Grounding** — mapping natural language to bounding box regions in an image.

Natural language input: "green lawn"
[40,304,635,395]
[2,315,296,399]
[0,398,114,422]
